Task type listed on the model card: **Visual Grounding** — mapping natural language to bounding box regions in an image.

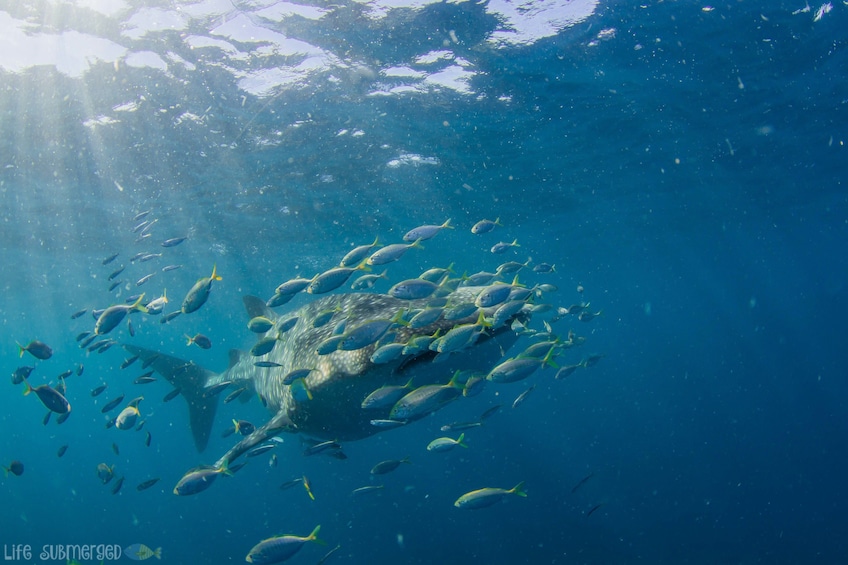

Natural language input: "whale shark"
[124,284,534,477]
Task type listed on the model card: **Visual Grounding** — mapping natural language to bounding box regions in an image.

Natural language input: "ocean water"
[2,0,847,563]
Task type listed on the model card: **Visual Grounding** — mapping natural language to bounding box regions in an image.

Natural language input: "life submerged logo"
[4,543,160,561]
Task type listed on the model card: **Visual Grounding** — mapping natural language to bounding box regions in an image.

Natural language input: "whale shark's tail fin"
[123,344,218,452]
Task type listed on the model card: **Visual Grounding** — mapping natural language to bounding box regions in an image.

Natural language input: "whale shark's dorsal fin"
[243,295,274,321]
[123,344,218,453]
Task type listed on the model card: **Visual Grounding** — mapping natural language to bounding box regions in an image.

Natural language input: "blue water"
[2,0,848,563]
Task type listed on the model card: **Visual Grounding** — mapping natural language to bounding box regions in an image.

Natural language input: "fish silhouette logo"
[124,543,162,560]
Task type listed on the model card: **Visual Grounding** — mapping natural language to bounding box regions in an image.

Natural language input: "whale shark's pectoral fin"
[214,409,296,468]
[123,344,219,453]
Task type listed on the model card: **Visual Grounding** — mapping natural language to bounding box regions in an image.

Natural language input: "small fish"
[250,335,279,357]
[173,462,231,496]
[75,363,84,376]
[307,264,368,295]
[511,384,536,409]
[454,482,527,509]
[490,239,520,254]
[279,477,304,491]
[163,388,182,403]
[136,273,156,287]
[427,433,468,453]
[302,475,315,500]
[340,236,380,267]
[224,387,247,403]
[11,366,34,385]
[17,340,53,360]
[160,311,182,324]
[121,355,138,369]
[312,308,340,328]
[181,265,222,314]
[138,252,162,263]
[70,308,88,319]
[471,217,501,234]
[145,290,169,315]
[479,404,502,421]
[254,361,282,368]
[571,473,594,494]
[370,419,407,429]
[133,375,157,385]
[161,236,187,247]
[75,331,91,342]
[233,419,255,436]
[115,397,143,430]
[24,381,71,414]
[145,431,152,447]
[282,368,313,386]
[111,476,125,495]
[103,252,120,265]
[303,440,341,457]
[247,444,276,457]
[108,280,123,292]
[350,270,388,290]
[135,419,146,432]
[133,210,151,221]
[578,309,603,322]
[107,265,126,281]
[136,478,161,491]
[586,502,604,518]
[94,295,148,335]
[389,278,440,300]
[112,443,120,455]
[370,457,411,475]
[275,276,314,296]
[57,445,68,458]
[533,262,556,273]
[244,525,322,564]
[101,395,125,413]
[162,264,182,272]
[203,380,232,398]
[316,544,341,565]
[186,333,212,349]
[269,454,277,468]
[440,421,482,432]
[97,463,115,483]
[90,384,108,397]
[2,461,24,477]
[366,239,423,266]
[247,316,275,333]
[351,485,384,496]
[403,219,453,242]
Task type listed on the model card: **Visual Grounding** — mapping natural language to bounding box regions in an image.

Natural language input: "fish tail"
[130,293,149,314]
[307,525,325,545]
[411,238,424,249]
[154,547,162,559]
[457,433,468,448]
[185,335,194,346]
[510,481,528,497]
[443,218,454,229]
[22,380,33,396]
[2,466,8,477]
[16,342,25,357]
[494,217,502,226]
[211,264,222,281]
[122,344,218,452]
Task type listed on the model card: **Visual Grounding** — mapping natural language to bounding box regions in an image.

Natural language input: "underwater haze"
[2,0,847,563]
